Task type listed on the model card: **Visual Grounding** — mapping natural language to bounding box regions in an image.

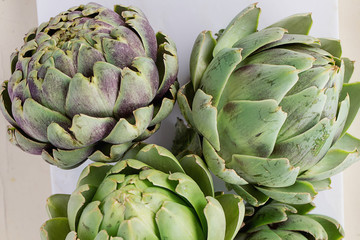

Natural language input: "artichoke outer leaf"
[94,230,110,240]
[241,203,297,232]
[64,231,78,240]
[272,118,333,171]
[88,142,134,162]
[41,145,95,169]
[46,194,71,219]
[242,229,282,240]
[217,100,286,161]
[233,27,286,59]
[332,95,350,143]
[273,230,308,240]
[150,82,178,126]
[103,105,154,144]
[192,89,220,150]
[227,155,299,187]
[203,139,248,185]
[200,48,242,107]
[239,48,315,72]
[319,38,342,58]
[77,201,103,240]
[177,83,196,127]
[278,86,327,142]
[215,194,245,240]
[287,202,316,215]
[218,64,298,110]
[227,184,269,207]
[339,82,360,137]
[40,218,71,240]
[117,6,157,61]
[67,184,100,231]
[179,154,214,197]
[190,31,216,90]
[203,196,226,240]
[113,57,158,118]
[155,32,178,98]
[0,81,17,126]
[47,115,116,150]
[98,197,125,236]
[116,217,159,240]
[308,178,331,191]
[266,13,312,35]
[255,181,317,204]
[135,144,184,174]
[259,34,321,52]
[7,126,48,155]
[77,162,113,188]
[342,57,354,84]
[306,214,345,240]
[12,97,71,143]
[299,133,360,181]
[168,172,208,231]
[155,201,206,240]
[276,214,328,239]
[92,174,125,202]
[213,3,260,56]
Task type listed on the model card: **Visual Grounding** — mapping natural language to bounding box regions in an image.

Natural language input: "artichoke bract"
[0,2,178,169]
[40,144,245,240]
[237,201,344,240]
[178,4,360,206]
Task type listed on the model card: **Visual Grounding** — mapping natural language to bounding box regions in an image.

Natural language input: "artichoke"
[178,3,360,206]
[40,144,245,240]
[0,2,178,169]
[237,201,344,240]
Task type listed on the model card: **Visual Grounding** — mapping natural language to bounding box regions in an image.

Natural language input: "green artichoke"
[0,3,178,169]
[237,201,344,240]
[40,144,245,240]
[178,4,360,206]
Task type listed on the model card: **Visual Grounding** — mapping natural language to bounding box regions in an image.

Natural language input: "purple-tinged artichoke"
[0,3,178,169]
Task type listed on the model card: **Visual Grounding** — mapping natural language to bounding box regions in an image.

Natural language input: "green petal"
[233,27,286,58]
[256,181,317,204]
[215,194,245,240]
[200,48,242,107]
[227,155,299,187]
[8,127,48,155]
[203,139,248,185]
[260,34,320,51]
[266,13,312,35]
[192,89,220,150]
[104,105,154,144]
[179,154,214,197]
[156,201,205,240]
[278,87,327,142]
[77,201,103,240]
[242,203,297,232]
[217,100,286,160]
[46,194,70,219]
[40,218,71,240]
[135,144,184,173]
[339,82,360,136]
[307,214,344,240]
[213,3,260,56]
[276,215,328,239]
[227,184,269,207]
[308,178,331,192]
[177,83,196,127]
[319,38,342,58]
[244,229,282,240]
[342,57,354,84]
[204,196,226,240]
[218,64,298,110]
[273,230,307,240]
[117,217,159,240]
[88,142,134,162]
[0,81,17,126]
[190,31,216,90]
[240,48,315,72]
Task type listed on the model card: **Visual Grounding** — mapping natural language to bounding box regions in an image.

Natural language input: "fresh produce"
[0,2,178,169]
[237,201,344,240]
[178,3,360,206]
[40,144,245,240]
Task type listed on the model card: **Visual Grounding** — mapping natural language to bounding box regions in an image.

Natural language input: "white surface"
[37,0,343,225]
